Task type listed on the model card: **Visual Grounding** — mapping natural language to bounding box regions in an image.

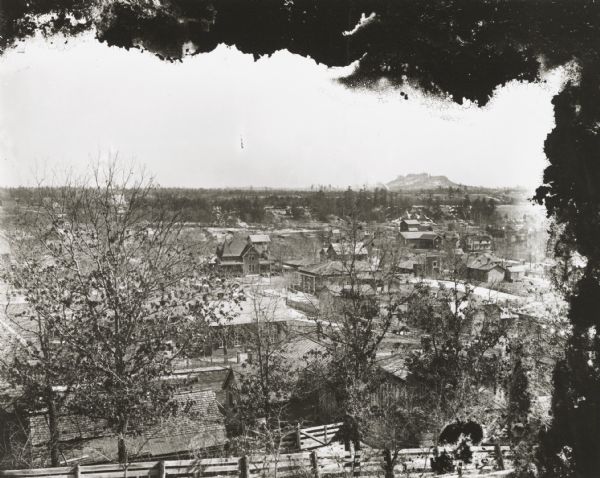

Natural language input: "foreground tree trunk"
[46,389,60,467]
[117,419,129,464]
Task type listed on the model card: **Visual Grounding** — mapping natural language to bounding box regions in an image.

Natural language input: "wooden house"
[215,236,271,275]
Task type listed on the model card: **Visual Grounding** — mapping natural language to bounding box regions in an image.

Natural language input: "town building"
[399,231,442,250]
[247,234,271,254]
[399,219,434,232]
[294,261,375,295]
[322,241,369,262]
[462,233,493,252]
[466,255,506,283]
[215,235,272,275]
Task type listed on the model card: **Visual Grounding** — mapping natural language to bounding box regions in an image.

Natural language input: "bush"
[431,450,455,474]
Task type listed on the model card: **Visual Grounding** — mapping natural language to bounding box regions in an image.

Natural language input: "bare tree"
[402,281,505,443]
[1,162,241,464]
[228,288,298,455]
[302,216,411,449]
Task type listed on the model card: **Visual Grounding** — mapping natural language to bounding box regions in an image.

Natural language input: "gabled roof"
[400,231,424,240]
[419,232,441,240]
[329,242,367,256]
[397,259,416,270]
[377,354,408,381]
[248,234,271,243]
[168,366,234,392]
[325,283,377,296]
[400,231,440,240]
[477,263,505,272]
[282,337,327,370]
[298,260,373,276]
[465,233,492,240]
[219,237,248,258]
[466,254,506,272]
[240,244,259,257]
[466,254,503,271]
[283,259,312,268]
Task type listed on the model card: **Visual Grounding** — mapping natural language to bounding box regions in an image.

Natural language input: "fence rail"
[280,423,343,450]
[0,446,512,478]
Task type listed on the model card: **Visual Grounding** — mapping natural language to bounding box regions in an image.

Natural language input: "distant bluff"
[386,173,459,191]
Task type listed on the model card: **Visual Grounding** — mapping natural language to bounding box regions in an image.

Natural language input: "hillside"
[386,173,460,191]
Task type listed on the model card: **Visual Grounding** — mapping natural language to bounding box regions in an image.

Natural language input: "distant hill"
[386,173,460,191]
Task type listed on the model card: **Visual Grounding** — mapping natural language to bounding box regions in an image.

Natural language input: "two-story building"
[215,236,272,275]
[399,231,443,250]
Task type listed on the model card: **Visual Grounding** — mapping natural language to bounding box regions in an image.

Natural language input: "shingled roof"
[466,254,504,271]
[219,237,249,258]
[248,234,270,243]
[298,260,373,276]
[377,354,409,381]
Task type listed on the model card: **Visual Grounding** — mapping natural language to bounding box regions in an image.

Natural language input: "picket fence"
[0,446,512,478]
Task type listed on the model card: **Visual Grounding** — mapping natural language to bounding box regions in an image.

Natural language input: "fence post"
[494,443,505,470]
[74,464,81,478]
[382,449,394,478]
[158,461,166,478]
[239,455,250,478]
[353,450,361,477]
[310,451,320,478]
[296,423,302,450]
[323,424,328,444]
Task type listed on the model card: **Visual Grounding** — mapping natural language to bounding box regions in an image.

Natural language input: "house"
[215,236,271,275]
[397,259,417,274]
[466,255,506,283]
[247,234,271,254]
[294,261,374,295]
[372,354,409,408]
[399,219,421,232]
[413,252,443,277]
[399,219,433,232]
[169,366,237,406]
[399,231,442,250]
[282,259,313,286]
[324,241,369,261]
[506,264,526,282]
[442,231,461,249]
[462,234,493,252]
[317,283,378,319]
[469,303,519,335]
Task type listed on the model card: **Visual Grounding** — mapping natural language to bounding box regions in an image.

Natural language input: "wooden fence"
[280,423,343,450]
[0,446,512,478]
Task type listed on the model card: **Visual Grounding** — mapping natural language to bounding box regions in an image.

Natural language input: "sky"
[0,33,566,191]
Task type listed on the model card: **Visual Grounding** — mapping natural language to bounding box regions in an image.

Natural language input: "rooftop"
[248,234,271,243]
[298,260,374,276]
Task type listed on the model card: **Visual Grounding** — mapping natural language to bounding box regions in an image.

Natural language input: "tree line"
[2,187,500,226]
